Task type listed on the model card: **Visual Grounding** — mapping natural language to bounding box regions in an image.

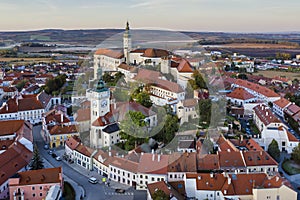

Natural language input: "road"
[32,125,146,200]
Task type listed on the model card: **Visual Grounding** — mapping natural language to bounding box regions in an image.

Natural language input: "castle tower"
[123,21,132,64]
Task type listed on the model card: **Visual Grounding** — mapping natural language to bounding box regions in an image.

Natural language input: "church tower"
[123,21,132,64]
[90,68,110,124]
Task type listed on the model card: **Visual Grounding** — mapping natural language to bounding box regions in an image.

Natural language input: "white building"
[273,98,291,118]
[226,87,257,106]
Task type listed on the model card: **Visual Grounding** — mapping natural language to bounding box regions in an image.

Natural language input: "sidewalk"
[55,149,131,190]
[43,154,85,200]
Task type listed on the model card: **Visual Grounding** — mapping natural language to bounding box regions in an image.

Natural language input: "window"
[40,186,42,190]
[33,194,35,197]
[32,187,35,190]
[40,193,43,196]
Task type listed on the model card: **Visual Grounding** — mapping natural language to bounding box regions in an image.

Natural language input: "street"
[32,125,146,200]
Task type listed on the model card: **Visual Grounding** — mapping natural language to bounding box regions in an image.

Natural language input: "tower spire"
[126,21,130,31]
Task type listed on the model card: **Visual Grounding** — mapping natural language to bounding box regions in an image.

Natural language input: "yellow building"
[47,125,79,148]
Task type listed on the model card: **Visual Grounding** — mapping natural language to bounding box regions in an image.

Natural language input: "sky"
[0,0,300,32]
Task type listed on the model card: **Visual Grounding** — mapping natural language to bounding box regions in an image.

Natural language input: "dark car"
[52,153,57,158]
[115,189,125,193]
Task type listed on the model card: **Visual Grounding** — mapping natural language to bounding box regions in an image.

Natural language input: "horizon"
[1,0,300,32]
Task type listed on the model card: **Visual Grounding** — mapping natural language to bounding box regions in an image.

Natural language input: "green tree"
[29,144,44,170]
[154,114,179,144]
[136,92,153,108]
[15,79,28,92]
[198,99,212,126]
[152,189,169,200]
[291,143,300,164]
[188,70,207,90]
[267,139,280,162]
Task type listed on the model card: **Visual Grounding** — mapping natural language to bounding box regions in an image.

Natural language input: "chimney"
[210,173,214,178]
[224,190,227,195]
[266,112,268,116]
[240,135,243,142]
[276,176,279,182]
[227,177,231,185]
[152,149,154,154]
[158,154,161,162]
[260,151,262,156]
[227,149,231,152]
[6,104,8,111]
[152,154,155,161]
[197,176,201,180]
[61,113,63,123]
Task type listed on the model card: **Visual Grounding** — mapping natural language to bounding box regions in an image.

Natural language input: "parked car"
[55,156,62,161]
[48,150,53,155]
[115,189,125,193]
[52,153,57,158]
[44,144,49,150]
[88,177,98,184]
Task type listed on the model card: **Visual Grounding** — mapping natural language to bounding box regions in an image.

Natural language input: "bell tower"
[123,21,132,64]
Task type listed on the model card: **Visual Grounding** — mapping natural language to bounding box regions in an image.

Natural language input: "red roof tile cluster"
[216,135,239,152]
[75,108,91,122]
[177,59,193,73]
[0,142,32,185]
[45,110,70,124]
[147,181,184,200]
[138,153,169,174]
[285,103,300,116]
[94,48,123,59]
[118,63,137,72]
[219,151,245,168]
[226,87,255,100]
[75,143,94,157]
[0,97,43,114]
[141,48,169,58]
[168,152,197,173]
[48,125,78,135]
[273,98,291,109]
[234,79,280,98]
[0,120,25,136]
[253,104,281,126]
[110,156,139,173]
[10,167,62,186]
[65,136,81,150]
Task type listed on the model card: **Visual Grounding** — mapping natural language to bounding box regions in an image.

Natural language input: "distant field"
[0,57,52,62]
[253,70,300,80]
[219,43,299,49]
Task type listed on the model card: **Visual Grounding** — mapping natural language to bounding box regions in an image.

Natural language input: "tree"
[15,79,28,92]
[188,70,207,90]
[136,92,153,108]
[152,189,168,200]
[29,144,44,170]
[198,99,212,126]
[267,139,280,162]
[237,73,248,80]
[154,114,179,144]
[291,143,300,164]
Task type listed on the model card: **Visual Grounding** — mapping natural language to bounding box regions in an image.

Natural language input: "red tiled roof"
[273,98,291,109]
[110,156,139,173]
[75,108,91,122]
[48,125,78,135]
[94,48,123,59]
[11,167,62,186]
[243,151,277,166]
[253,104,281,126]
[138,153,169,174]
[285,104,300,116]
[219,151,245,168]
[177,59,193,73]
[0,142,32,186]
[234,79,280,98]
[118,63,137,72]
[168,152,197,172]
[182,99,198,107]
[198,154,220,170]
[147,181,184,200]
[65,136,80,150]
[75,143,94,157]
[142,48,169,58]
[287,131,298,142]
[226,88,255,100]
[0,120,25,136]
[92,111,115,127]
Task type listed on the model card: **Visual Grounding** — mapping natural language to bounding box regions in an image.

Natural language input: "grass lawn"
[63,181,76,200]
[282,159,300,175]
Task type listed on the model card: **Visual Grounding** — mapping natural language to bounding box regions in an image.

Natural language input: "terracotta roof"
[219,151,246,168]
[0,142,32,185]
[287,131,298,142]
[80,100,91,108]
[234,79,280,98]
[134,68,161,82]
[142,48,169,58]
[216,135,239,152]
[253,104,281,126]
[186,173,227,191]
[151,78,184,93]
[110,157,139,173]
[197,154,220,171]
[75,108,91,122]
[242,151,277,166]
[226,87,255,100]
[11,167,62,186]
[45,110,70,124]
[118,63,137,72]
[65,136,80,150]
[168,152,197,172]
[1,86,17,93]
[177,59,193,73]
[138,153,169,174]
[48,125,78,135]
[147,181,184,200]
[273,98,291,109]
[92,111,115,127]
[230,138,264,152]
[75,143,94,157]
[0,120,24,136]
[0,140,14,151]
[94,48,123,59]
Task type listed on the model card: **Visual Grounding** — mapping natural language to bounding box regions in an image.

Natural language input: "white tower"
[123,21,132,65]
[90,68,110,124]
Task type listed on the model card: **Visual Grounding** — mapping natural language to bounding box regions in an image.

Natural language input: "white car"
[55,156,62,161]
[88,177,98,184]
